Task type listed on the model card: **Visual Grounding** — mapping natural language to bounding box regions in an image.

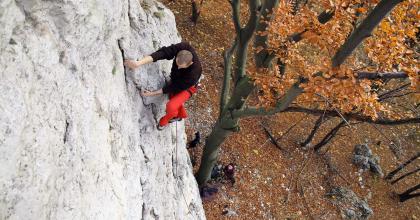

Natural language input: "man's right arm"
[123,56,153,69]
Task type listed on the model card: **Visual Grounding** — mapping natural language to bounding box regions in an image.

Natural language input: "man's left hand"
[140,89,162,97]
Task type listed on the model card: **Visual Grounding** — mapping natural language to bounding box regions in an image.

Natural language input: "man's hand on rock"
[140,89,163,97]
[124,59,140,69]
[124,56,153,70]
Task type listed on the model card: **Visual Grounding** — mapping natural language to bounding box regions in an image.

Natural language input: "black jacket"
[150,42,202,94]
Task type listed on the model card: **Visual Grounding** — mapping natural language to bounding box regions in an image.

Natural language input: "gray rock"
[354,144,372,157]
[0,0,204,219]
[352,144,383,177]
[328,187,373,220]
[352,155,370,170]
[368,156,384,177]
[344,209,356,219]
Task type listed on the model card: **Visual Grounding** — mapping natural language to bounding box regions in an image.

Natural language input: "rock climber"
[124,42,202,130]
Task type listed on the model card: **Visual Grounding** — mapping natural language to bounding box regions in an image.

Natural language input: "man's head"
[176,50,193,69]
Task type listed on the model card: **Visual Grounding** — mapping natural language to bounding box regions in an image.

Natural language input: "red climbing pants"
[159,86,198,126]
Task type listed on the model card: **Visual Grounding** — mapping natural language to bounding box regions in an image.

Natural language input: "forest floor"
[161,0,420,219]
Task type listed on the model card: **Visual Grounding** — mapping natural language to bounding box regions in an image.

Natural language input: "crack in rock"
[63,119,70,143]
[117,38,128,86]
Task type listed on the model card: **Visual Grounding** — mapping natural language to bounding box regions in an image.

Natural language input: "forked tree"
[195,0,419,186]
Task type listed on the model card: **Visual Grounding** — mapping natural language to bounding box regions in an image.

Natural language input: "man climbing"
[124,42,202,130]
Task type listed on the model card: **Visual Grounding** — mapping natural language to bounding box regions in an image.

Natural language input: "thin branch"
[380,92,418,101]
[385,152,420,180]
[262,115,307,147]
[369,123,403,155]
[317,9,335,24]
[332,0,403,67]
[378,83,411,100]
[288,9,335,43]
[260,121,288,153]
[284,107,420,125]
[315,94,350,126]
[391,167,420,185]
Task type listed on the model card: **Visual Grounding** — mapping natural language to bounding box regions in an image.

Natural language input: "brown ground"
[161,0,420,219]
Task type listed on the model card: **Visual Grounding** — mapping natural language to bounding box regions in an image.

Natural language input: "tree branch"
[284,107,420,125]
[232,81,304,118]
[332,0,403,67]
[357,71,410,80]
[391,167,420,185]
[260,121,288,153]
[385,152,420,180]
[301,115,327,147]
[254,0,279,68]
[313,120,347,152]
[243,0,261,38]
[378,83,411,100]
[232,0,262,81]
[229,0,241,34]
[380,92,418,101]
[220,38,239,116]
[398,183,420,202]
[317,9,334,24]
[288,9,335,43]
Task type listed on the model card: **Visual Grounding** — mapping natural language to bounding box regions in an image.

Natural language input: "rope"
[174,121,193,216]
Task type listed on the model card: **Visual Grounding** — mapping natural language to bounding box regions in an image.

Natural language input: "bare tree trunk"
[385,152,420,180]
[196,121,235,185]
[391,167,420,185]
[398,184,420,202]
[301,115,325,147]
[191,0,203,24]
[313,120,346,152]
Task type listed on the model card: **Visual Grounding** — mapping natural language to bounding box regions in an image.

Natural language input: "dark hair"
[176,50,193,65]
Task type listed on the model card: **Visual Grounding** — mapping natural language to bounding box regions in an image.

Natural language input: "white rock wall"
[0,0,205,219]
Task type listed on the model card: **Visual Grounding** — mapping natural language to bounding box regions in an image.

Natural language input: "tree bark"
[220,38,238,117]
[196,120,235,185]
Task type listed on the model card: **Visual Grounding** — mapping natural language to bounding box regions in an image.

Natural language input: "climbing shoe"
[157,124,165,131]
[169,117,182,123]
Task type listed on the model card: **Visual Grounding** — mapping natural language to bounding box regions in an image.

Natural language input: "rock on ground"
[0,0,205,219]
[327,187,373,220]
[352,144,384,177]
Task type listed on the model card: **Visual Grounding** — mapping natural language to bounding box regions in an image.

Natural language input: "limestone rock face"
[0,0,205,219]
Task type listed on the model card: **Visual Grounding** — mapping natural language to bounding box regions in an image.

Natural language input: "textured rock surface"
[327,187,373,220]
[352,144,383,177]
[0,0,205,219]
